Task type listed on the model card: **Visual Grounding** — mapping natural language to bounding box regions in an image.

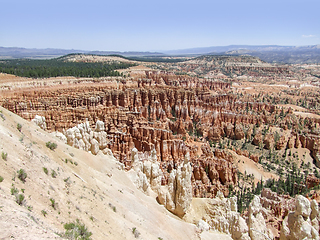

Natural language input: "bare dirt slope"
[0,106,230,240]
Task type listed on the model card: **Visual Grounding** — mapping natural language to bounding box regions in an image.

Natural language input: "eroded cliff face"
[1,65,320,201]
[0,74,242,196]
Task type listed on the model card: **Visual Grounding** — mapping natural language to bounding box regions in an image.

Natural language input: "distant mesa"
[1,44,320,63]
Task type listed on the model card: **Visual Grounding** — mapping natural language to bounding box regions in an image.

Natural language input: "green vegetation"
[65,158,74,164]
[11,185,19,195]
[43,167,48,175]
[232,164,310,213]
[132,227,140,238]
[0,176,3,182]
[108,203,116,212]
[46,141,57,150]
[15,194,25,205]
[17,169,27,183]
[1,151,7,160]
[264,167,308,196]
[17,123,22,132]
[50,198,57,210]
[63,219,92,240]
[41,210,47,217]
[51,170,57,178]
[0,57,135,78]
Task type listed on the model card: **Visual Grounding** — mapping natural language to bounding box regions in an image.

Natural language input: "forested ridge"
[0,57,135,78]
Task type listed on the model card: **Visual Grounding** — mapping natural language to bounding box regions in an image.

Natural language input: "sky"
[1,0,319,52]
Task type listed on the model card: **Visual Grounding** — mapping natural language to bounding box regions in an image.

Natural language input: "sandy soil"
[230,150,278,183]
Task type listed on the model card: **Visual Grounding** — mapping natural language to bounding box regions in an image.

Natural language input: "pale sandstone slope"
[0,106,230,240]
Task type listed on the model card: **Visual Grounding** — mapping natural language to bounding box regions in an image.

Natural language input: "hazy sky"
[1,0,319,51]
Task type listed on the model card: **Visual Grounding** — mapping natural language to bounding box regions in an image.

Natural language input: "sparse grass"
[132,227,140,238]
[50,198,57,210]
[43,167,48,175]
[1,151,7,160]
[51,170,57,178]
[27,205,33,211]
[15,193,25,205]
[46,141,57,150]
[17,169,27,183]
[41,210,47,217]
[65,158,74,164]
[64,177,70,182]
[0,111,5,120]
[108,203,116,212]
[17,123,22,132]
[11,185,19,195]
[0,176,3,182]
[63,219,92,240]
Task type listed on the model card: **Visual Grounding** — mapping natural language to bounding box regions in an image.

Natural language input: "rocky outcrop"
[157,152,193,217]
[248,196,274,240]
[306,174,320,189]
[129,147,193,218]
[263,134,274,150]
[191,147,238,198]
[252,132,263,147]
[280,195,319,240]
[184,192,252,240]
[31,115,46,130]
[55,119,115,158]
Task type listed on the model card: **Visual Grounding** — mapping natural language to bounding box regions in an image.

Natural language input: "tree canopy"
[0,57,135,78]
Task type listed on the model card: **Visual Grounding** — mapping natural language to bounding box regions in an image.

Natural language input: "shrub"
[0,111,5,120]
[132,227,140,238]
[46,141,57,150]
[108,203,116,212]
[41,210,47,217]
[0,176,3,182]
[17,169,27,183]
[63,219,92,240]
[11,185,19,195]
[17,123,22,132]
[16,194,25,205]
[43,167,48,175]
[51,170,57,178]
[50,198,56,210]
[1,151,7,160]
